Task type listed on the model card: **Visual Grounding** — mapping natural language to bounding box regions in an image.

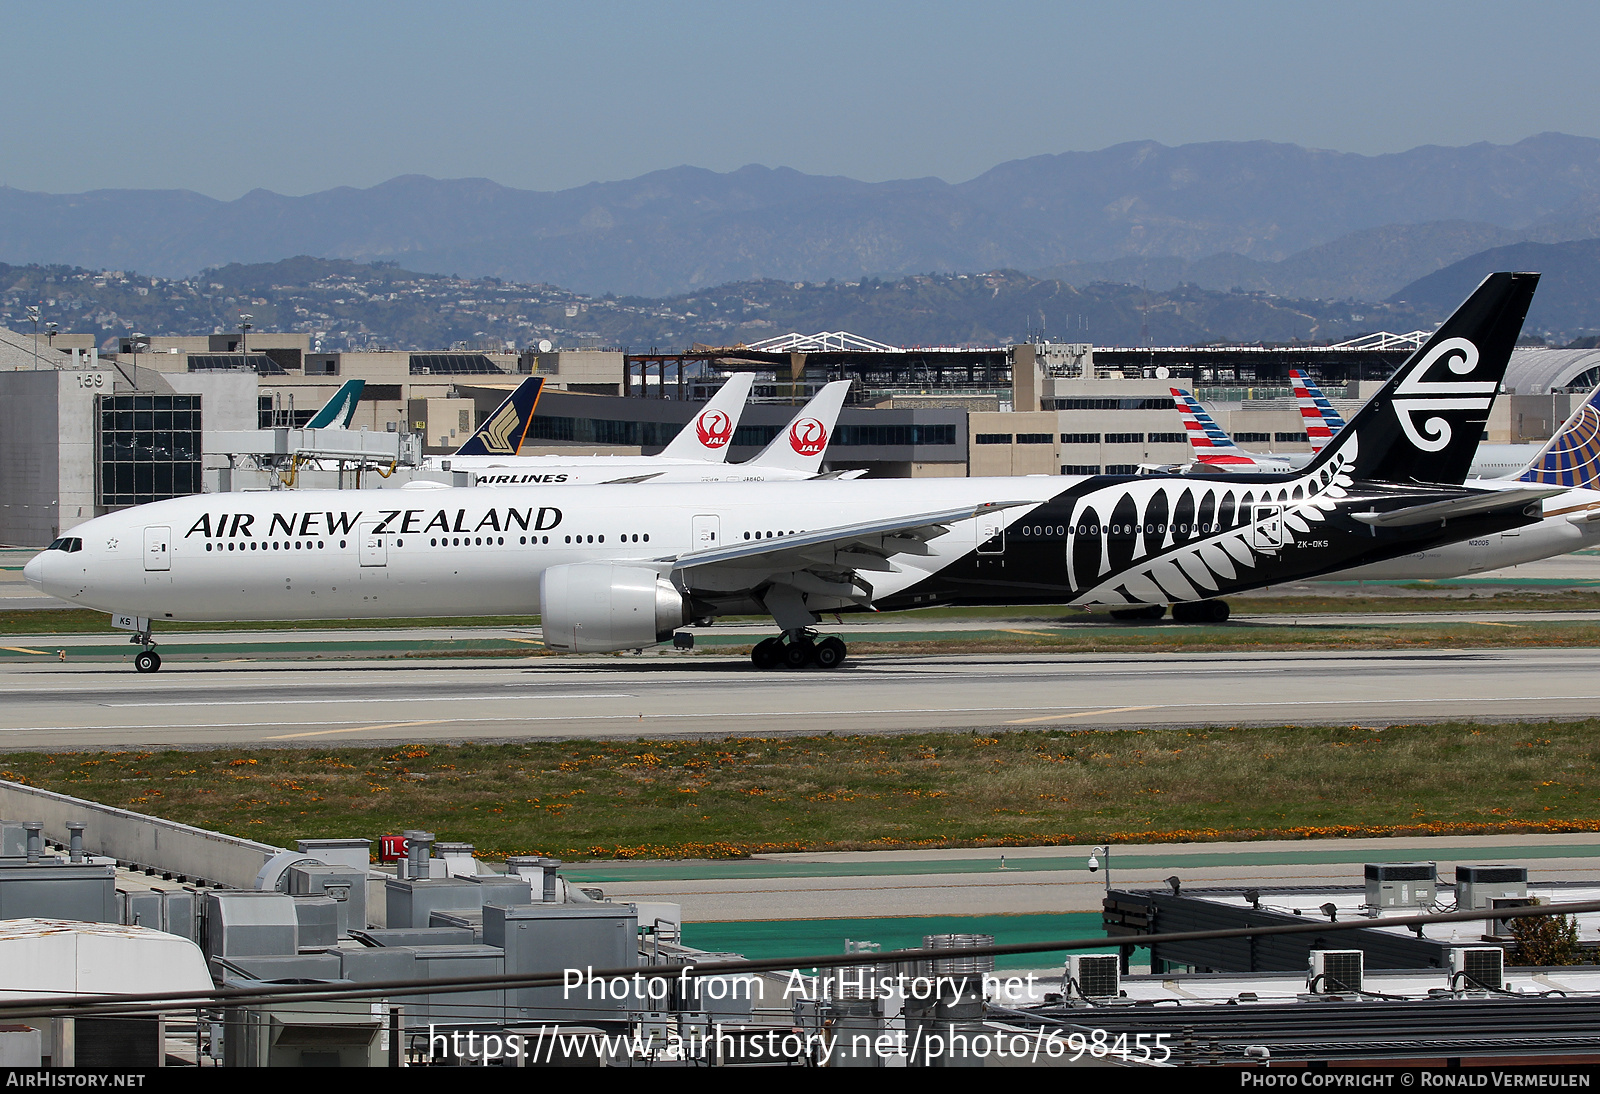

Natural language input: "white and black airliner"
[26,273,1556,672]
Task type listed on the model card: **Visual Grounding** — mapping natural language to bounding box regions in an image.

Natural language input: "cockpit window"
[46,538,83,553]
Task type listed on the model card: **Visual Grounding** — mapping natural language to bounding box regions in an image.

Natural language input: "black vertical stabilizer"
[1308,272,1538,485]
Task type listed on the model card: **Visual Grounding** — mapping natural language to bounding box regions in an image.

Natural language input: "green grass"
[3,721,1595,860]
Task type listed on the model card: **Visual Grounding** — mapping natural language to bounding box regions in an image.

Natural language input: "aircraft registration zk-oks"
[26,272,1557,672]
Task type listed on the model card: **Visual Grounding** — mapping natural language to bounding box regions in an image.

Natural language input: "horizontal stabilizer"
[1352,486,1562,528]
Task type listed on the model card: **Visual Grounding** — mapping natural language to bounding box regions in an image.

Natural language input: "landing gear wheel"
[134,650,162,674]
[1172,599,1230,623]
[813,636,847,670]
[782,637,815,670]
[1110,605,1166,621]
[751,637,783,670]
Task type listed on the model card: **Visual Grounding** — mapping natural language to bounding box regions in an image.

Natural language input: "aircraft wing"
[1351,486,1563,528]
[659,500,1038,606]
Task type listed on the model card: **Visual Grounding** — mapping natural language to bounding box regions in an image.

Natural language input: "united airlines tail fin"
[658,373,755,462]
[1517,381,1600,489]
[747,379,853,474]
[1308,272,1538,485]
[1288,369,1346,453]
[304,379,365,429]
[453,376,543,456]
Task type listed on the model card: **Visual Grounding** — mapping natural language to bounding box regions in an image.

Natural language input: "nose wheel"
[128,627,162,673]
[751,630,847,671]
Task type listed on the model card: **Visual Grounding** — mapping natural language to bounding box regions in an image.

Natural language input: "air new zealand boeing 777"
[26,273,1554,672]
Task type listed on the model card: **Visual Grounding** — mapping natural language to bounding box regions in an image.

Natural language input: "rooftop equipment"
[1065,954,1121,1000]
[1309,949,1364,994]
[1456,865,1529,911]
[1449,946,1505,992]
[1364,862,1436,909]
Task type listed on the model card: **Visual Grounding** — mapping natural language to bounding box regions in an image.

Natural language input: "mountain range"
[9,134,1600,298]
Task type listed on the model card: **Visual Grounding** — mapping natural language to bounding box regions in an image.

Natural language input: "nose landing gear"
[129,628,162,673]
[751,629,848,671]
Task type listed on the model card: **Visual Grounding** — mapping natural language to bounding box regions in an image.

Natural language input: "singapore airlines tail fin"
[452,376,544,457]
[746,379,853,474]
[657,373,755,462]
[1289,369,1346,453]
[1171,388,1258,467]
[1517,381,1600,489]
[304,379,366,429]
[1307,272,1539,486]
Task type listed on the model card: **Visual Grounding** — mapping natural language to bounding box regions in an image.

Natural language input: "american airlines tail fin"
[1307,272,1538,485]
[658,373,755,462]
[453,376,543,456]
[1288,369,1346,452]
[304,379,365,428]
[1517,381,1600,489]
[1171,388,1257,466]
[747,379,853,474]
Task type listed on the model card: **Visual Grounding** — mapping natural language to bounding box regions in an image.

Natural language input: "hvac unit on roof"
[1449,946,1505,992]
[1455,865,1528,911]
[1065,954,1121,1000]
[1308,949,1363,994]
[1364,862,1436,909]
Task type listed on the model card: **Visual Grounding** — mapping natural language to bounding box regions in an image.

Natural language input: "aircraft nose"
[22,552,45,589]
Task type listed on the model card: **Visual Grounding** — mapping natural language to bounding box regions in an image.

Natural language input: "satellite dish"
[538,339,553,353]
[1155,366,1169,379]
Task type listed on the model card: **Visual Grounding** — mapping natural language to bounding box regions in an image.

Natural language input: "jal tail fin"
[1308,271,1539,485]
[452,376,543,456]
[747,379,853,473]
[1517,380,1600,489]
[305,379,365,429]
[1171,388,1244,454]
[658,373,754,462]
[1289,369,1345,452]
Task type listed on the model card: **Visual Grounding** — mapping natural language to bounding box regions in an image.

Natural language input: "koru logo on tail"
[789,417,828,456]
[1391,337,1497,452]
[695,409,733,449]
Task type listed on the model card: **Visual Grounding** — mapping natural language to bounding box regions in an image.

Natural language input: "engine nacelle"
[539,563,691,652]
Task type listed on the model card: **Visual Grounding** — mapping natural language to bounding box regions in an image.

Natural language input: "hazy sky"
[6,0,1599,199]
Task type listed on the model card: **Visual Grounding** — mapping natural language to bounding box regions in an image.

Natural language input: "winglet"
[453,376,544,456]
[658,373,755,462]
[746,380,853,473]
[304,379,366,429]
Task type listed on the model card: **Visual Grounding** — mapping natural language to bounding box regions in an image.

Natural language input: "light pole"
[239,313,253,360]
[129,331,148,378]
[1088,845,1111,893]
[25,305,39,370]
[45,322,58,369]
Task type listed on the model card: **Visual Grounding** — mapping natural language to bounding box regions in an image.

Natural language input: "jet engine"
[539,563,691,652]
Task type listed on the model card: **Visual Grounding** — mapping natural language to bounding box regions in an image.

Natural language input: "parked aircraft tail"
[1170,388,1256,466]
[747,380,853,474]
[657,373,756,462]
[304,379,366,429]
[452,376,543,456]
[1517,381,1600,490]
[1288,369,1346,452]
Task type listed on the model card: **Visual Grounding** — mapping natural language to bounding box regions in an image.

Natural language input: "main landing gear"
[1171,599,1231,623]
[751,629,848,671]
[130,628,162,673]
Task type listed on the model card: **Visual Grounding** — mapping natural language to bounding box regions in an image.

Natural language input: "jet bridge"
[204,426,424,491]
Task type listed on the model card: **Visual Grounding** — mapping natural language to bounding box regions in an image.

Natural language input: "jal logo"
[695,408,733,449]
[789,417,827,456]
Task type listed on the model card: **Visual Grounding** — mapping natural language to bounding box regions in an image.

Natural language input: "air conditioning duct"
[540,563,691,652]
[1065,954,1120,1000]
[1308,949,1363,993]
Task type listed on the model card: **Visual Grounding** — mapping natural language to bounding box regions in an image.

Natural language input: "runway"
[0,645,1595,749]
